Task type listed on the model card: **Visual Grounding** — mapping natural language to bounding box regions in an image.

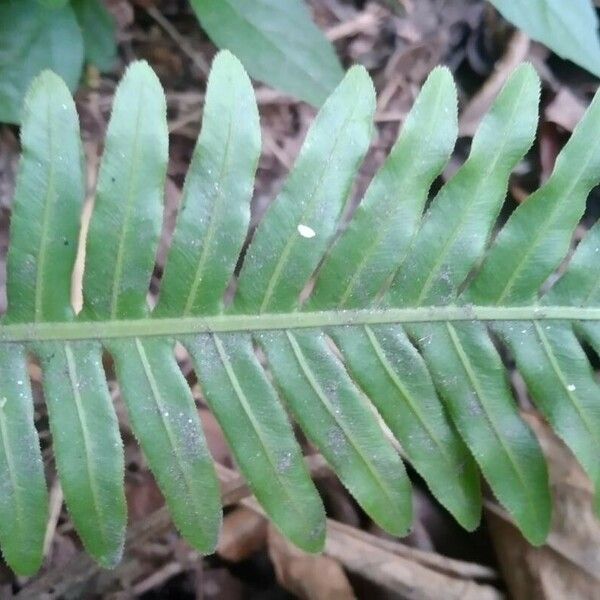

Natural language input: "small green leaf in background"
[72,0,117,72]
[0,0,84,124]
[489,0,600,78]
[36,0,70,7]
[190,0,345,106]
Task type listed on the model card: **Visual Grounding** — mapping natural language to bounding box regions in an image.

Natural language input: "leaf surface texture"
[4,52,600,573]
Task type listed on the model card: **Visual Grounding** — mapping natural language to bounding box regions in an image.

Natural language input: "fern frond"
[3,50,600,574]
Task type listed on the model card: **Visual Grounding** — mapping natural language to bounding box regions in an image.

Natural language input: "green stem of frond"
[0,306,598,343]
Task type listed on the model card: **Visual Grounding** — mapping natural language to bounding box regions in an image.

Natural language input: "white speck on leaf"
[567,384,576,392]
[297,224,316,238]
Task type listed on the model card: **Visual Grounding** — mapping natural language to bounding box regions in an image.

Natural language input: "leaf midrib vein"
[257,90,365,313]
[579,271,600,308]
[109,85,146,320]
[532,321,600,444]
[212,334,311,520]
[133,338,209,533]
[64,341,111,552]
[34,94,57,322]
[412,74,529,307]
[363,325,449,458]
[335,78,447,308]
[494,135,600,305]
[182,113,235,316]
[0,401,24,542]
[445,322,540,527]
[285,329,399,508]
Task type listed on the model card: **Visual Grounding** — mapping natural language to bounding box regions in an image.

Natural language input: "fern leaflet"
[2,52,600,574]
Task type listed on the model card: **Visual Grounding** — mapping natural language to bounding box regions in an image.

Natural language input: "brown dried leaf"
[217,507,267,563]
[545,88,587,132]
[268,524,355,600]
[325,521,502,599]
[199,407,233,468]
[487,414,600,599]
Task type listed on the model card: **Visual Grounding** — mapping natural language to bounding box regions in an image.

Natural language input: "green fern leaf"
[387,64,551,544]
[0,345,47,575]
[3,50,600,574]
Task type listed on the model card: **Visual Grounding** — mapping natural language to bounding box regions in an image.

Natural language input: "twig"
[169,109,202,134]
[484,499,600,582]
[369,0,408,15]
[42,480,63,561]
[458,30,530,136]
[145,7,209,77]
[325,521,502,599]
[328,520,497,581]
[131,561,183,596]
[326,11,381,41]
[19,456,496,599]
[217,464,502,599]
[16,475,250,599]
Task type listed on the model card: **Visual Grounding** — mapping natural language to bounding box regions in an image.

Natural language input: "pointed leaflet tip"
[419,65,458,133]
[323,63,376,134]
[468,61,540,160]
[426,65,455,87]
[22,69,75,118]
[512,61,542,105]
[211,48,245,73]
[110,60,168,129]
[114,60,167,117]
[341,64,376,102]
[82,54,168,320]
[426,64,457,95]
[208,49,255,96]
[119,59,163,89]
[25,69,70,94]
